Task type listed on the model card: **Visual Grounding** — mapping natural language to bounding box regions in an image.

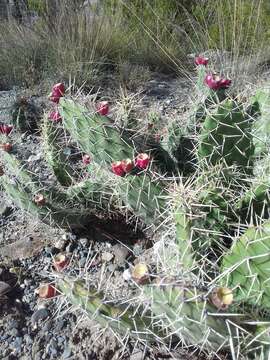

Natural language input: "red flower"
[135,153,150,169]
[34,194,46,206]
[96,101,109,116]
[195,56,209,66]
[121,159,134,173]
[0,123,13,135]
[53,253,69,272]
[49,83,65,103]
[48,110,62,123]
[111,161,125,176]
[204,74,231,90]
[0,143,12,152]
[38,284,56,299]
[82,154,91,165]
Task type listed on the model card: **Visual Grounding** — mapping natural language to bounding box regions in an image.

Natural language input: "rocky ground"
[0,74,207,360]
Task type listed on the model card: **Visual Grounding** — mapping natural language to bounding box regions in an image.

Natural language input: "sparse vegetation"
[2,1,270,359]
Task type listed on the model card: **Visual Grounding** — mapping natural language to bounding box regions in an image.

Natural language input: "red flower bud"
[111,161,125,176]
[204,73,231,90]
[0,143,12,152]
[49,83,65,103]
[135,153,150,170]
[82,154,91,165]
[48,110,62,123]
[0,123,13,135]
[38,284,57,299]
[195,56,209,66]
[53,253,69,272]
[34,194,46,206]
[96,101,109,116]
[121,159,134,173]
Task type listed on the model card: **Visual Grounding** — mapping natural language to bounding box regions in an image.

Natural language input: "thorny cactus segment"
[43,117,74,187]
[59,99,134,166]
[198,99,254,169]
[174,203,194,269]
[0,173,91,228]
[144,285,266,356]
[251,89,270,156]
[65,176,113,210]
[221,220,270,309]
[57,277,160,341]
[118,173,167,226]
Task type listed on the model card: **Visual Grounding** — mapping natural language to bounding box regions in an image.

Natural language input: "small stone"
[27,153,42,162]
[13,336,23,350]
[79,238,89,247]
[0,281,11,296]
[31,308,49,324]
[101,252,114,262]
[130,350,145,360]
[79,257,86,267]
[24,334,33,345]
[123,269,132,281]
[63,147,72,156]
[112,244,129,265]
[10,328,19,337]
[54,239,66,250]
[54,319,66,332]
[42,320,52,332]
[62,346,72,359]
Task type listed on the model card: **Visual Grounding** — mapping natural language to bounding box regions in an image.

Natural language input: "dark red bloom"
[135,153,150,170]
[0,143,12,152]
[82,154,91,165]
[204,74,231,90]
[38,284,56,299]
[0,123,13,135]
[53,253,69,272]
[111,161,125,176]
[96,101,109,116]
[121,159,134,173]
[49,83,65,103]
[48,110,62,123]
[195,56,209,66]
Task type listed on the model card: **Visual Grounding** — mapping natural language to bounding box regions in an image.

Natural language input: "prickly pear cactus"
[221,220,270,309]
[57,276,161,341]
[198,99,254,169]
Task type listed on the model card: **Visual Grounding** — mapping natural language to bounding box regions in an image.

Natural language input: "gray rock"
[62,345,72,359]
[79,237,89,247]
[0,281,11,296]
[112,244,129,265]
[31,308,49,324]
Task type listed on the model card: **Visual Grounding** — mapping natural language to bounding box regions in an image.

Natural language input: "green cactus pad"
[43,118,74,187]
[60,99,134,166]
[221,221,270,309]
[57,276,162,341]
[198,99,254,169]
